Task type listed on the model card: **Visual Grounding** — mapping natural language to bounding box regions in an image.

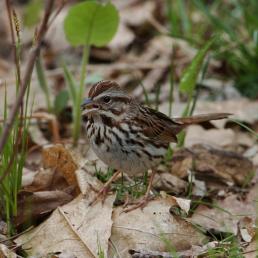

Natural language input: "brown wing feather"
[174,113,231,124]
[133,107,230,144]
[138,107,183,143]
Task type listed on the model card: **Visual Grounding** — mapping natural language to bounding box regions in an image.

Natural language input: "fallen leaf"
[238,217,256,243]
[243,238,257,258]
[75,167,102,196]
[171,196,191,215]
[15,193,115,258]
[185,125,235,148]
[109,197,206,258]
[0,243,20,258]
[16,190,73,227]
[189,185,256,235]
[129,241,220,258]
[171,144,254,187]
[42,145,79,190]
[153,172,187,194]
[29,124,50,146]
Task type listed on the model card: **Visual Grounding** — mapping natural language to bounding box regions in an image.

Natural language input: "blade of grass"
[0,0,54,155]
[229,118,258,139]
[179,36,216,96]
[72,43,90,145]
[62,61,77,103]
[154,83,161,111]
[193,0,236,40]
[177,0,191,35]
[35,54,52,112]
[177,37,216,147]
[168,45,175,117]
[139,81,151,107]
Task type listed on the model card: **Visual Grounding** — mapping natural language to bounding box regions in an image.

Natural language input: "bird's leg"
[89,170,121,205]
[123,170,156,212]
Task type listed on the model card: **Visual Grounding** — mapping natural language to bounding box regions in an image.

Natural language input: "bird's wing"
[134,106,184,143]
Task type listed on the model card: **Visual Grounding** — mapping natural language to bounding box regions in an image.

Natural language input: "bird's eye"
[103,96,111,103]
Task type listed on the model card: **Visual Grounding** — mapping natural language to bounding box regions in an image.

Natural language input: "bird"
[81,80,230,211]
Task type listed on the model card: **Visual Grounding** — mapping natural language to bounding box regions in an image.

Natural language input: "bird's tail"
[174,113,231,125]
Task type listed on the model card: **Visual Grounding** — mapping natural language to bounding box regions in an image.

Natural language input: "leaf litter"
[0,0,257,257]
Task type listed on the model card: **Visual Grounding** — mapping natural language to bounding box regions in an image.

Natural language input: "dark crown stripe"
[88,80,120,99]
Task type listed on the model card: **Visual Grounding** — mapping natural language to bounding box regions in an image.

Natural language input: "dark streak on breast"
[101,115,114,128]
[95,127,103,146]
[110,130,123,146]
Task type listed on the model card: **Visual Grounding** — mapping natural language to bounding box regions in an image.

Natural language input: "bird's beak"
[81,98,93,109]
[81,98,99,115]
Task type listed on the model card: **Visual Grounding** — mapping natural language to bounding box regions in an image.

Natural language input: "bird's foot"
[89,170,121,206]
[89,184,111,206]
[123,194,155,213]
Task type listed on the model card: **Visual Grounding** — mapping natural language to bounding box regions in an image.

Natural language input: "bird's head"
[81,81,132,120]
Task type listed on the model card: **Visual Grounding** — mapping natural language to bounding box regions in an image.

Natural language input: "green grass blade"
[139,81,151,107]
[177,0,191,35]
[193,0,236,40]
[179,36,216,96]
[62,62,77,104]
[35,55,52,112]
[229,119,258,139]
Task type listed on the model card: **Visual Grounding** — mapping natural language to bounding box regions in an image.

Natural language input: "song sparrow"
[81,80,230,211]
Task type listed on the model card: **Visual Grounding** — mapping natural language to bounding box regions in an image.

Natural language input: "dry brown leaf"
[23,166,70,192]
[189,185,256,235]
[153,172,187,194]
[29,124,50,146]
[22,167,37,188]
[171,144,254,186]
[16,190,73,227]
[15,193,115,258]
[129,241,220,258]
[22,168,55,191]
[171,196,191,215]
[42,145,78,189]
[75,168,103,196]
[0,243,20,258]
[238,217,256,243]
[109,197,206,258]
[185,125,235,148]
[243,239,257,258]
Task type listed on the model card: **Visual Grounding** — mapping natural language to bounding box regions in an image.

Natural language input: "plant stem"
[168,44,175,117]
[73,44,90,146]
[36,55,52,112]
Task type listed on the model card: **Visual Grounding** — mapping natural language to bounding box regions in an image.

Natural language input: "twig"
[0,0,55,156]
[48,0,69,28]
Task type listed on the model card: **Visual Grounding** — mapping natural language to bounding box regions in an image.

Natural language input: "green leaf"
[64,1,119,47]
[23,0,43,28]
[62,62,77,104]
[54,90,69,115]
[179,37,216,95]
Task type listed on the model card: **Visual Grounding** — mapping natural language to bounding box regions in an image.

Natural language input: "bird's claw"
[123,194,154,213]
